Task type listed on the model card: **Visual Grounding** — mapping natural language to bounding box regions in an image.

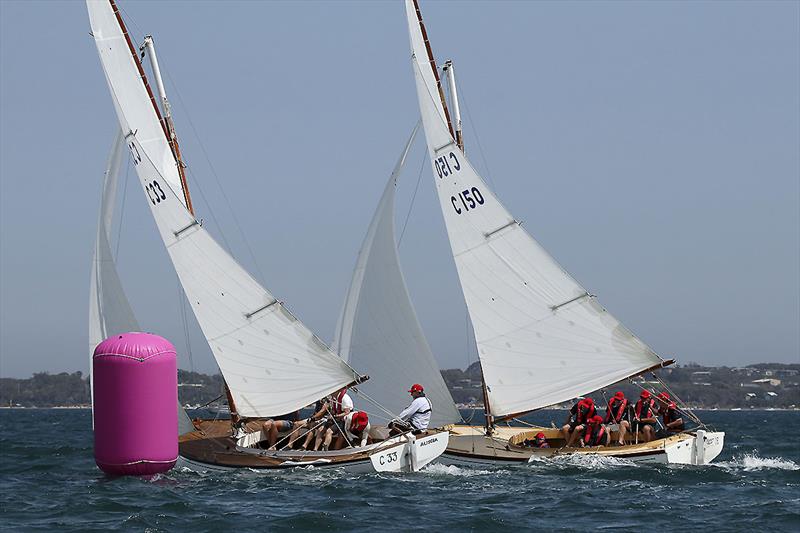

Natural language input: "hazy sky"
[1,1,798,378]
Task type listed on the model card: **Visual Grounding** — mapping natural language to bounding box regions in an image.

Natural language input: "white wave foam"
[529,453,638,470]
[718,453,799,471]
[421,463,492,477]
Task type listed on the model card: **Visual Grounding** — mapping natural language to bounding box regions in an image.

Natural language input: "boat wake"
[421,463,493,477]
[715,453,799,472]
[528,453,638,470]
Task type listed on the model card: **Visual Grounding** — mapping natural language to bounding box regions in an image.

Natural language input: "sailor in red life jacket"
[582,415,610,447]
[389,384,433,436]
[656,392,685,437]
[313,388,354,451]
[604,391,632,446]
[633,390,658,442]
[561,397,597,447]
[336,410,371,449]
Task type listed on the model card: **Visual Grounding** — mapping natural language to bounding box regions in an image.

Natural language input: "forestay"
[88,0,359,418]
[89,129,193,435]
[404,0,664,418]
[332,125,460,427]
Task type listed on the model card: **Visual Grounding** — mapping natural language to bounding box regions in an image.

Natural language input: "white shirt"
[329,392,353,415]
[398,396,432,430]
[343,411,370,447]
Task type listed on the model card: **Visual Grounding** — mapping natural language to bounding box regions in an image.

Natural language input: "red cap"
[535,432,546,440]
[613,391,625,400]
[589,415,604,424]
[640,390,651,399]
[350,411,369,433]
[582,397,595,406]
[657,392,670,401]
[408,384,424,393]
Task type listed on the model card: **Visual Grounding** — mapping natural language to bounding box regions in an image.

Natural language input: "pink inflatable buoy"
[92,332,178,475]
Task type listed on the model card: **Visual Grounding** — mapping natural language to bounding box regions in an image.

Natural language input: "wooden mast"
[108,1,191,211]
[109,0,239,425]
[411,0,456,141]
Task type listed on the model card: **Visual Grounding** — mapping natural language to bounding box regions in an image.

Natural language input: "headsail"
[404,0,664,418]
[87,0,359,417]
[332,125,460,427]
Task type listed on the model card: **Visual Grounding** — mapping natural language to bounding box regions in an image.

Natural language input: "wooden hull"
[177,419,449,473]
[439,425,724,466]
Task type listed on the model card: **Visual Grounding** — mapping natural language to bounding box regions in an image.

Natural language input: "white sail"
[89,130,137,354]
[87,0,359,418]
[89,129,194,435]
[87,0,185,208]
[332,125,461,427]
[404,0,664,418]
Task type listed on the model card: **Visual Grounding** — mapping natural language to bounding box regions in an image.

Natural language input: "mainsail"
[87,0,359,418]
[332,125,460,427]
[404,0,665,418]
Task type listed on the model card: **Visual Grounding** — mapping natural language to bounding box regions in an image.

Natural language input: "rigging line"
[397,149,427,248]
[114,155,132,260]
[182,165,233,254]
[160,67,268,286]
[455,78,498,192]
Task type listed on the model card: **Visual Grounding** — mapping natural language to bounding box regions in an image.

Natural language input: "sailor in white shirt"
[390,383,433,435]
[314,388,354,451]
[339,410,371,448]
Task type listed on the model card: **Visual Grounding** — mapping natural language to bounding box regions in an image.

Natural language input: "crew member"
[337,410,371,449]
[633,390,658,442]
[656,392,685,436]
[261,410,301,450]
[524,432,550,448]
[561,397,597,447]
[604,391,631,446]
[389,383,433,436]
[314,388,354,451]
[299,397,330,450]
[582,415,609,447]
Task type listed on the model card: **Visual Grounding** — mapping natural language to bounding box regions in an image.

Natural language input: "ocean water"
[1,409,798,531]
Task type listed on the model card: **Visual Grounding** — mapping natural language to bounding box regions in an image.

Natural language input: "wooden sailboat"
[379,0,724,465]
[85,0,448,473]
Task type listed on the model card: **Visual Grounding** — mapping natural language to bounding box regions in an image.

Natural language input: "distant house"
[752,378,782,387]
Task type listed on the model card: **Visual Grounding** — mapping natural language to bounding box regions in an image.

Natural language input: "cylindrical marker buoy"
[92,332,178,475]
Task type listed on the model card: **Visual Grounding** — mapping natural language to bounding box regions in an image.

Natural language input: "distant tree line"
[1,364,797,409]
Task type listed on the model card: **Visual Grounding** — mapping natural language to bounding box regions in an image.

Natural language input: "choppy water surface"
[1,409,797,531]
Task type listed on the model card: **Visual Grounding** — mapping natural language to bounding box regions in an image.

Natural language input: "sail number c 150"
[451,187,485,214]
[435,151,461,178]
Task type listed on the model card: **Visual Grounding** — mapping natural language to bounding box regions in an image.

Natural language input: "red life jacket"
[662,402,684,428]
[635,398,655,419]
[574,401,596,424]
[605,398,629,423]
[584,424,606,446]
[331,389,348,415]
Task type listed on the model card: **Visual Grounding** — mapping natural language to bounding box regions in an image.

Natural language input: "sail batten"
[88,0,358,418]
[404,0,664,418]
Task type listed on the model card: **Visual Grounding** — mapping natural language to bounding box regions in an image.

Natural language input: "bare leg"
[313,427,326,451]
[618,421,629,446]
[567,424,585,447]
[261,420,274,446]
[643,425,654,443]
[561,424,572,445]
[322,428,333,451]
[268,421,283,449]
[287,421,304,448]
